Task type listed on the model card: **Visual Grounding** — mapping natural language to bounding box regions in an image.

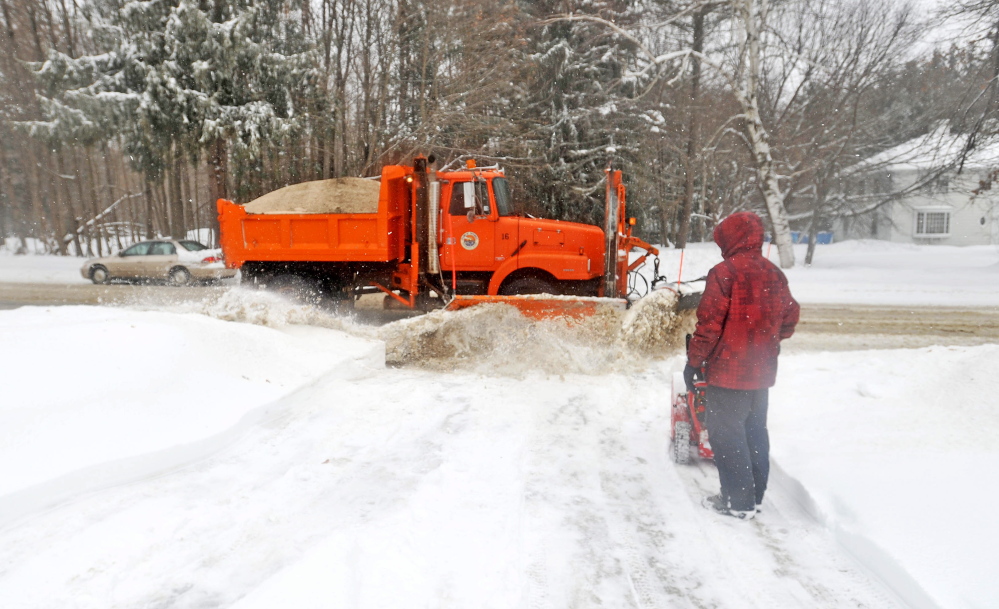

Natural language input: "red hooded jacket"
[687,212,800,390]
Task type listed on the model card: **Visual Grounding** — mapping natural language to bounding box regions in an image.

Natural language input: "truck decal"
[460,232,480,250]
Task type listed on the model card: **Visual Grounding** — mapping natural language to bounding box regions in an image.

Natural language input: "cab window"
[491,177,513,216]
[449,180,491,216]
[121,242,152,256]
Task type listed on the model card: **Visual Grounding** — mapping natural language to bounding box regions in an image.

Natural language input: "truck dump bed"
[218,166,411,268]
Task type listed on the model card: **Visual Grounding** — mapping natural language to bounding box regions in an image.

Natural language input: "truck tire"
[672,421,692,464]
[500,276,556,296]
[269,274,321,305]
[326,287,356,314]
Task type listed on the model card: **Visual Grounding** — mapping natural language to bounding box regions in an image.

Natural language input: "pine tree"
[519,0,645,226]
[30,0,320,237]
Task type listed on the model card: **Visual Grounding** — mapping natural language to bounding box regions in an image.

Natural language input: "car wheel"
[168,266,192,286]
[269,274,321,304]
[500,276,557,296]
[90,265,110,285]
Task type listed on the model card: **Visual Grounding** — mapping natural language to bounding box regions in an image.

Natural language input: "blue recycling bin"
[767,231,833,244]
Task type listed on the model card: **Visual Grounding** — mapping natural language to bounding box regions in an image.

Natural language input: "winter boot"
[702,494,756,520]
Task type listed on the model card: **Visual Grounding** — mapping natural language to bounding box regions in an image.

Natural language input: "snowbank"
[771,345,999,609]
[0,306,383,525]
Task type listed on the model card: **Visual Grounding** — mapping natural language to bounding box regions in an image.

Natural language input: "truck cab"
[434,165,605,296]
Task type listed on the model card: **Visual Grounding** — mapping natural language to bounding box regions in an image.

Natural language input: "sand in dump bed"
[243,177,381,214]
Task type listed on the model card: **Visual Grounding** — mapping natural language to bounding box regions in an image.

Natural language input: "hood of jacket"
[713,212,764,259]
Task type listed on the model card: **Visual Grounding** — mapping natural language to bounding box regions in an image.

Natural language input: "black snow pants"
[705,386,770,512]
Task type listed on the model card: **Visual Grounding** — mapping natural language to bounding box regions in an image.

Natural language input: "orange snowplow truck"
[217,156,658,317]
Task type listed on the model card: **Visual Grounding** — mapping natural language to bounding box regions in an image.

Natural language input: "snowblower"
[670,335,714,464]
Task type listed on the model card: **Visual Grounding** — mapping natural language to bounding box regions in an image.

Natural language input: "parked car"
[80,239,237,285]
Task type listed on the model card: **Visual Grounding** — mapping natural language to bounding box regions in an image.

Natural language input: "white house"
[835,126,999,246]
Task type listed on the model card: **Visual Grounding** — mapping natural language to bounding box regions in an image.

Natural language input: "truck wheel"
[672,421,692,464]
[169,267,191,286]
[501,276,556,296]
[270,274,321,305]
[326,287,356,314]
[90,265,110,285]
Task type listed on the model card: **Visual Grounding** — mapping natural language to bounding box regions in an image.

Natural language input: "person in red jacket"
[684,211,800,520]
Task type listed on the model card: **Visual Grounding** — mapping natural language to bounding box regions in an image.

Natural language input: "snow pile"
[176,246,224,263]
[243,177,381,214]
[172,288,694,376]
[182,287,359,331]
[0,305,382,525]
[619,287,696,355]
[380,302,624,375]
[770,345,999,609]
[380,293,694,376]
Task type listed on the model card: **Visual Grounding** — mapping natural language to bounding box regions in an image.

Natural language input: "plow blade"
[444,295,629,321]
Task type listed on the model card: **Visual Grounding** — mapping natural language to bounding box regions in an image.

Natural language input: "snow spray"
[175,287,694,377]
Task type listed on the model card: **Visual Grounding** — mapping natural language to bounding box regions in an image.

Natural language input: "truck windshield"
[492,177,514,216]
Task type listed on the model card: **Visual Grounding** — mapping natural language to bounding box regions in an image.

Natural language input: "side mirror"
[466,210,475,223]
[463,182,475,210]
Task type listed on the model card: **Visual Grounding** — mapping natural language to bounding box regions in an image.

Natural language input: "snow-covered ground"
[639,240,999,307]
[0,251,87,284]
[0,241,996,608]
[772,346,999,609]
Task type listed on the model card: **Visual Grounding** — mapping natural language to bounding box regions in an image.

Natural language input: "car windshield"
[179,240,208,251]
[491,177,514,216]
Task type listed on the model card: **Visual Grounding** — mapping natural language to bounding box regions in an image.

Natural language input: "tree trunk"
[804,178,826,266]
[676,5,707,248]
[736,0,794,268]
[54,150,83,256]
[170,146,185,238]
[0,129,9,246]
[208,137,228,203]
[143,176,154,239]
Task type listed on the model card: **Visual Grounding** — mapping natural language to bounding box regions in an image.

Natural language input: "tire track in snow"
[674,459,908,608]
[522,379,708,608]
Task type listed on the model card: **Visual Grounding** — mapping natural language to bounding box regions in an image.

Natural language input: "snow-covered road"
[0,358,905,608]
[1,240,996,608]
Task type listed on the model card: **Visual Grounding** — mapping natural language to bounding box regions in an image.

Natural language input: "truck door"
[441,179,496,271]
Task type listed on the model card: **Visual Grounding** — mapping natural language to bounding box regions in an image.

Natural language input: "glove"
[683,363,702,393]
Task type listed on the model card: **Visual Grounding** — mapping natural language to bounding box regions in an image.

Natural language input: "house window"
[915,210,950,236]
